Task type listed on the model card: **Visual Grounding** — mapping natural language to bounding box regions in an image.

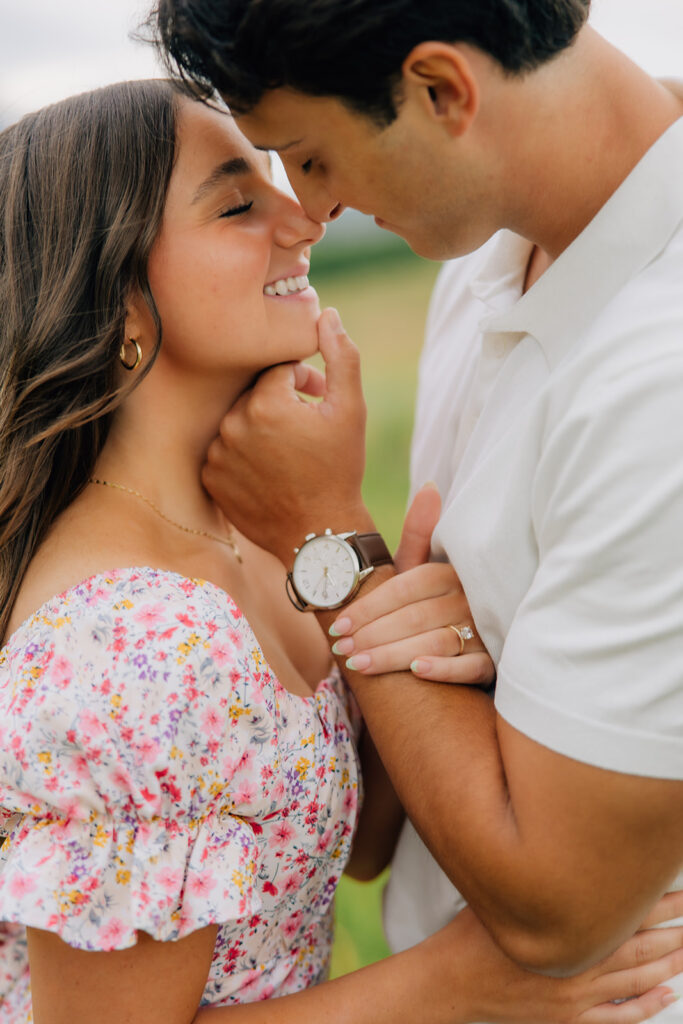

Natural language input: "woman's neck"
[95,364,251,533]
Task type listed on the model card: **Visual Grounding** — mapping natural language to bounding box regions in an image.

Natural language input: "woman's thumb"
[394,483,441,573]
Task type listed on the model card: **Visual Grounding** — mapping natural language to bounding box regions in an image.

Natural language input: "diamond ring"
[449,624,475,656]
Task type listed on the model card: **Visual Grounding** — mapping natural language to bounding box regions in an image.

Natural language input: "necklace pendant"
[88,478,241,560]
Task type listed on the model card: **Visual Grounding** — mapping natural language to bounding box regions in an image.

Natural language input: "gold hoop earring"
[119,338,142,371]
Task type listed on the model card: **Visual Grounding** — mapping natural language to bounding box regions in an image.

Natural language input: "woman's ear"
[401,41,480,137]
[118,289,154,372]
[123,288,148,346]
[124,282,162,355]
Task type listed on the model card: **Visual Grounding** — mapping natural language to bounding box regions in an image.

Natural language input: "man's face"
[237,86,496,261]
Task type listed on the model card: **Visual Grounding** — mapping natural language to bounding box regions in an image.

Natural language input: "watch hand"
[313,570,328,598]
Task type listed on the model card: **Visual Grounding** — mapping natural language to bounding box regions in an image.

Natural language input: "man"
[154,0,683,986]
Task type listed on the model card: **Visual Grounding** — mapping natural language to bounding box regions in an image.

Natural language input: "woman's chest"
[231,569,332,697]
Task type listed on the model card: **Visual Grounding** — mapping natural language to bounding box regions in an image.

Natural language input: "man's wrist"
[316,562,396,667]
[278,503,377,568]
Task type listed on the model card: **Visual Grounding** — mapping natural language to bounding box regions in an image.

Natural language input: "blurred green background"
[310,248,442,976]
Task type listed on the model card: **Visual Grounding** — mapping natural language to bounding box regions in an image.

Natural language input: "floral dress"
[0,567,362,1020]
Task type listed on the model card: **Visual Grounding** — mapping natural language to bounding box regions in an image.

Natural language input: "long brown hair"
[0,80,179,640]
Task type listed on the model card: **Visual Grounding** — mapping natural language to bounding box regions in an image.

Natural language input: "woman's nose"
[274,194,327,248]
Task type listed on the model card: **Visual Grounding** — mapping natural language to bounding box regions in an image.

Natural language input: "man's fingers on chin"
[580,987,679,1024]
[597,946,683,1006]
[253,362,303,401]
[205,434,226,466]
[638,891,683,929]
[603,927,683,973]
[201,463,219,497]
[293,362,326,397]
[318,309,362,398]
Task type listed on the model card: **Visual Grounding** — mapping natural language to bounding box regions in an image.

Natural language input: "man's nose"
[293,181,345,224]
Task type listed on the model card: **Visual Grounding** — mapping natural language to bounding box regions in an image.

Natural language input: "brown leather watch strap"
[351,532,393,568]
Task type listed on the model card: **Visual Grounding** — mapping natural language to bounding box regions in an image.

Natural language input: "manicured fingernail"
[331,638,354,656]
[329,617,352,637]
[346,654,371,672]
[663,994,681,1006]
[411,660,430,675]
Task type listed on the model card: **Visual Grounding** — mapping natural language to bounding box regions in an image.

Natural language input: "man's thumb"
[317,307,362,405]
[394,483,441,573]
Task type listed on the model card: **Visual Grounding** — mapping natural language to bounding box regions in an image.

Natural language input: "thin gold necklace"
[88,478,242,562]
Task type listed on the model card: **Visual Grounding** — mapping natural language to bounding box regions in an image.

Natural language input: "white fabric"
[384,115,683,1013]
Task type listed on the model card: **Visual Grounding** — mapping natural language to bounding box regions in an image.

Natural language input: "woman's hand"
[431,895,683,1024]
[329,485,496,685]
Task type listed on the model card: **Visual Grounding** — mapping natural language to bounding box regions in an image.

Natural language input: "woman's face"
[144,97,324,378]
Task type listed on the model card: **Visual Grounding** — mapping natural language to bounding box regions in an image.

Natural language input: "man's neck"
[496,28,683,260]
[522,245,552,294]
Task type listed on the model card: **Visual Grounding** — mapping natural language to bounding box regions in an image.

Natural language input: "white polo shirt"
[384,115,683,961]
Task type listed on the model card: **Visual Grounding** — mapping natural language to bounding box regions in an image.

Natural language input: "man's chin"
[402,231,457,262]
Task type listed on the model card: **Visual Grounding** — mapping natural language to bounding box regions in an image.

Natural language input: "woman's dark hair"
[0,79,179,639]
[150,0,591,125]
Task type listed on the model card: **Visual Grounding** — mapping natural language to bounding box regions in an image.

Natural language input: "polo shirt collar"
[478,115,683,369]
[469,231,533,312]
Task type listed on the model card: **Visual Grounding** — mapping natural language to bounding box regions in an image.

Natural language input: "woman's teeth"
[264,275,309,297]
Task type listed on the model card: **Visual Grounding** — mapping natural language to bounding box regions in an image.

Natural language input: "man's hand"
[202,308,372,563]
[435,898,683,1024]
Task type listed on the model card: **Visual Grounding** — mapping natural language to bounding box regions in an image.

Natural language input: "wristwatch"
[286,529,393,611]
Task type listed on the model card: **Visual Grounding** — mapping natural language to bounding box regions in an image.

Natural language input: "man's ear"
[401,41,480,137]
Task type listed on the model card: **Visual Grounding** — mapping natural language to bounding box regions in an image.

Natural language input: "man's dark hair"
[152,0,591,125]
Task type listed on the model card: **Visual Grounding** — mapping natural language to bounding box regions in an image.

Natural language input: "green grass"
[310,250,442,974]
[313,252,441,550]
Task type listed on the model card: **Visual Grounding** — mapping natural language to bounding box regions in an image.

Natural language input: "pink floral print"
[0,568,361,1020]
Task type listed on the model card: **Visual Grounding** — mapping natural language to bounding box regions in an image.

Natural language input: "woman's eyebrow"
[191,156,251,204]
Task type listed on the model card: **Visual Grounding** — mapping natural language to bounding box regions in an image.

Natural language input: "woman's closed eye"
[219,200,254,219]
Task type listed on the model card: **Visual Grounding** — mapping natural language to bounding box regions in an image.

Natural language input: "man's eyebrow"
[253,138,304,153]
[191,157,251,204]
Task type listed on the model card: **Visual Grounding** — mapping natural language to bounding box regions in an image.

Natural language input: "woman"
[0,80,681,1024]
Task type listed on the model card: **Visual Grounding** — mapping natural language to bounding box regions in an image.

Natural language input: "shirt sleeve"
[495,334,683,778]
[0,574,277,950]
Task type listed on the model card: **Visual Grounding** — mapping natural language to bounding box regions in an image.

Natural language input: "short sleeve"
[495,337,683,778]
[0,570,280,950]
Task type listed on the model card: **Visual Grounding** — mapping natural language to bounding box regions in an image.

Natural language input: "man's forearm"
[315,569,683,974]
[317,586,532,955]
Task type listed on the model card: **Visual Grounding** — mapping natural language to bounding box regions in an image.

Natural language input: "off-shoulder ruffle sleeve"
[0,568,284,951]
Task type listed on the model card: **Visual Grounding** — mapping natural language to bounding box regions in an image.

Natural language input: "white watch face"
[292,535,360,609]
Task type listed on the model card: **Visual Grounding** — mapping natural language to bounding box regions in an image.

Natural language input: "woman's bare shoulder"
[5,491,164,641]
